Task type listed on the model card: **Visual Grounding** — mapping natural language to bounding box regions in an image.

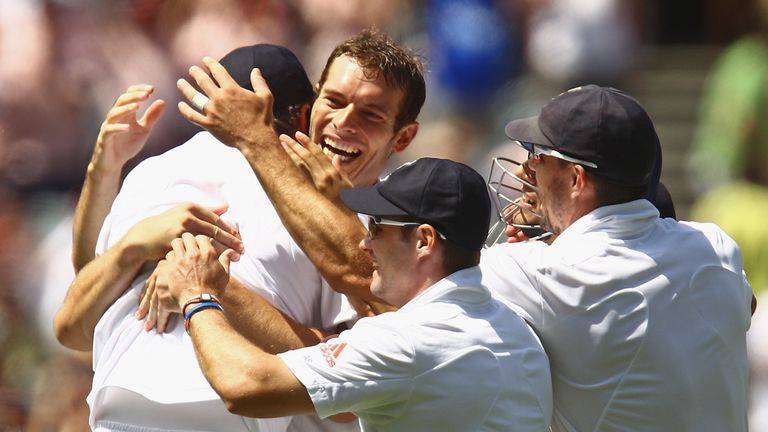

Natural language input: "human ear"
[392,122,419,153]
[297,103,311,134]
[572,164,590,197]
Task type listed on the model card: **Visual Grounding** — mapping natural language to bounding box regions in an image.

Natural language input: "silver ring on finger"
[213,226,220,240]
[191,92,210,111]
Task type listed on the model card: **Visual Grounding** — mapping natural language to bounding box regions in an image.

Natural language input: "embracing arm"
[218,277,329,352]
[72,84,166,272]
[176,59,377,303]
[139,258,336,351]
[187,308,314,417]
[55,234,148,351]
[56,203,243,350]
[162,234,314,417]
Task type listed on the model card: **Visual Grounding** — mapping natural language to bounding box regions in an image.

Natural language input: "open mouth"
[322,137,361,161]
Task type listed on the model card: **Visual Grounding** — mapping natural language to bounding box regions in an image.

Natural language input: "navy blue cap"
[505,85,658,187]
[219,44,314,115]
[340,158,491,251]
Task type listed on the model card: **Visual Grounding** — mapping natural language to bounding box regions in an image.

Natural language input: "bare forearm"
[72,84,167,272]
[237,137,375,302]
[72,162,122,272]
[187,308,315,417]
[221,278,328,352]
[55,239,146,350]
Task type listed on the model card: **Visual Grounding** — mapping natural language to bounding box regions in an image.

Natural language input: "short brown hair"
[317,27,426,130]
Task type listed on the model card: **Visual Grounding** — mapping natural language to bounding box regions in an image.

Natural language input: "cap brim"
[504,116,554,148]
[340,186,409,217]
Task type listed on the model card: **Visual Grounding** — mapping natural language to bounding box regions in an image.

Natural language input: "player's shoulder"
[676,219,736,246]
[670,219,744,266]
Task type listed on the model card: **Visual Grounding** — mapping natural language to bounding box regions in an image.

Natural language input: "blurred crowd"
[0,0,766,430]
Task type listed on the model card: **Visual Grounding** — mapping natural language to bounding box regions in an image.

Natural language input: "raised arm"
[72,84,166,272]
[176,59,378,304]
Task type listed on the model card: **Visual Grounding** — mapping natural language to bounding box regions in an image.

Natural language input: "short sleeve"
[480,243,543,323]
[278,318,415,420]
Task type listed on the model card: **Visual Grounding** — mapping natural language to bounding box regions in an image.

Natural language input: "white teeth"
[323,137,361,159]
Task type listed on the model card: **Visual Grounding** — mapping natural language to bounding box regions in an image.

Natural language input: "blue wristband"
[184,301,224,333]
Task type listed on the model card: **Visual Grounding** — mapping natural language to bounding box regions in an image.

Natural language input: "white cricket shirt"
[481,199,752,431]
[279,266,554,432]
[87,132,355,432]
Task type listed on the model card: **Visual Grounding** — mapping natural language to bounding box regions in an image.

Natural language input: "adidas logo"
[319,341,347,367]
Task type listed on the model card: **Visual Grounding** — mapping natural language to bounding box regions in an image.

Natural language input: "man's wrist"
[86,158,122,180]
[114,236,149,269]
[182,294,224,334]
[238,125,278,152]
[181,293,221,315]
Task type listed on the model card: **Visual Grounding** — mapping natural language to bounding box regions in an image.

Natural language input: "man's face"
[524,155,572,236]
[309,55,415,187]
[359,218,417,307]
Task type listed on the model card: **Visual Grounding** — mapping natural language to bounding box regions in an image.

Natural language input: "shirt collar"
[399,266,489,312]
[553,199,659,246]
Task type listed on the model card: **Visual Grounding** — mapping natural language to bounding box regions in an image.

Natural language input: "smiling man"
[308,41,421,187]
[179,29,425,309]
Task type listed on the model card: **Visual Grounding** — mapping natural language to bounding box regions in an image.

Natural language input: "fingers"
[155,290,176,333]
[280,133,323,171]
[294,131,313,147]
[504,226,529,243]
[124,83,154,94]
[136,273,156,320]
[170,236,186,259]
[113,87,153,107]
[211,242,240,262]
[177,79,208,125]
[182,204,244,254]
[279,134,310,173]
[105,102,141,123]
[210,218,239,245]
[218,248,235,274]
[280,133,311,157]
[248,67,271,96]
[202,57,237,90]
[189,64,219,99]
[190,205,237,237]
[138,99,167,129]
[181,232,199,256]
[145,287,159,331]
[156,309,175,334]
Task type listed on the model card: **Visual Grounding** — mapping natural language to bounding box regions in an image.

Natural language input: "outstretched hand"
[176,57,275,150]
[92,84,166,173]
[279,132,353,199]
